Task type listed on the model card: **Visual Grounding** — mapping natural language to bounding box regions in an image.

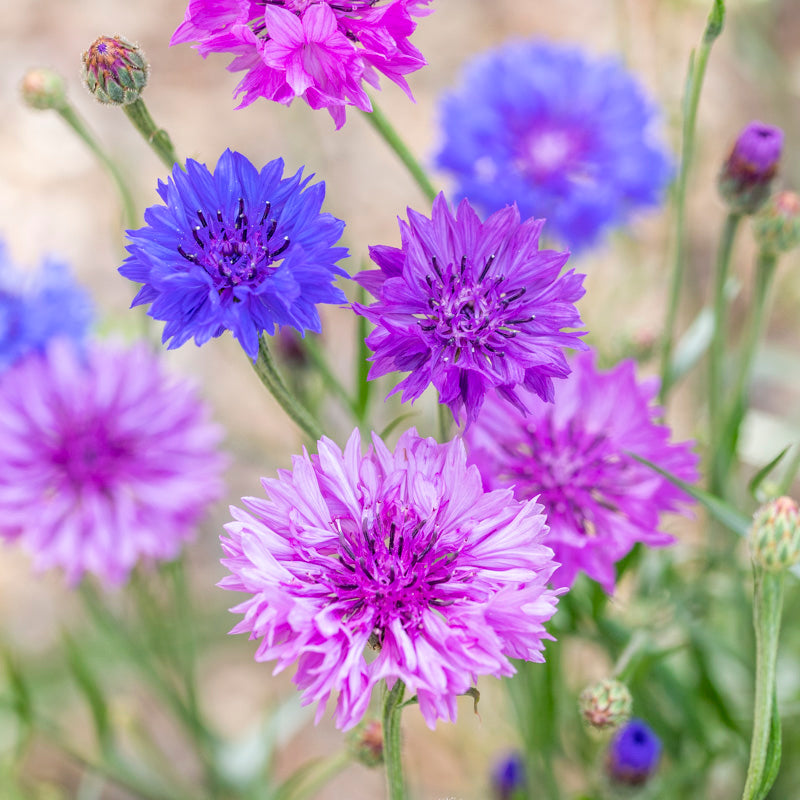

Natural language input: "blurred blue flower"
[436,40,673,252]
[0,240,93,372]
[491,751,526,799]
[120,149,349,360]
[607,718,662,786]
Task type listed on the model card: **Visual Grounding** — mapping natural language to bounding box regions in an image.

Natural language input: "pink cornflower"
[171,0,432,128]
[220,427,560,729]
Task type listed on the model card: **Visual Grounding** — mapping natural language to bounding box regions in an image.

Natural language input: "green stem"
[251,336,324,441]
[708,211,742,493]
[437,402,451,443]
[659,0,726,402]
[355,283,374,426]
[56,102,137,230]
[122,98,180,170]
[361,98,437,204]
[382,681,407,800]
[302,335,360,421]
[742,570,784,800]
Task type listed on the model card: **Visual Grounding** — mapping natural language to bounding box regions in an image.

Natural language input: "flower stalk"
[382,680,408,800]
[122,98,180,169]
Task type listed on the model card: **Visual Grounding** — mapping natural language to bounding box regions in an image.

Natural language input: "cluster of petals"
[436,40,673,251]
[354,194,585,426]
[466,351,698,592]
[0,239,93,372]
[0,339,227,585]
[120,150,348,360]
[220,427,560,730]
[171,0,432,128]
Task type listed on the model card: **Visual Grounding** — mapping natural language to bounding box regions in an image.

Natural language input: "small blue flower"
[491,752,526,799]
[0,240,93,372]
[436,41,673,252]
[120,150,349,360]
[607,718,662,786]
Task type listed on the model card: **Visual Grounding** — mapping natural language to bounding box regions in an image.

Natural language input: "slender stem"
[382,680,407,800]
[56,102,137,230]
[122,98,180,170]
[355,283,374,426]
[251,336,324,441]
[659,0,726,401]
[437,402,451,443]
[708,212,742,493]
[302,335,360,421]
[361,98,437,204]
[742,570,784,800]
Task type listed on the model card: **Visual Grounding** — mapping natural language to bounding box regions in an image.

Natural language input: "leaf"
[379,412,420,440]
[748,446,790,502]
[755,690,782,800]
[669,306,714,385]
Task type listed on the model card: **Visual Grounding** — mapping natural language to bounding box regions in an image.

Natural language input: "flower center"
[176,198,290,299]
[517,127,585,181]
[50,422,132,492]
[416,255,533,365]
[324,504,462,646]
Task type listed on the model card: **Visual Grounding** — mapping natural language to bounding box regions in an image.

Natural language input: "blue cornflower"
[120,150,349,360]
[0,240,93,372]
[436,41,673,252]
[490,752,526,799]
[607,718,662,786]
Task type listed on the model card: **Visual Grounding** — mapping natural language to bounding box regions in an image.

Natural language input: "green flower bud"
[753,191,800,255]
[579,678,632,731]
[81,35,148,106]
[347,719,383,768]
[20,68,67,111]
[749,496,800,572]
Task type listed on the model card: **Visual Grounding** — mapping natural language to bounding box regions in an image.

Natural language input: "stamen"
[260,201,271,225]
[177,246,198,263]
[271,237,290,258]
[478,254,495,282]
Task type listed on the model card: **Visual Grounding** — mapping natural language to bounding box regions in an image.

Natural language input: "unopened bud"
[21,68,67,111]
[749,496,800,572]
[579,678,632,731]
[606,719,661,787]
[753,191,800,255]
[81,35,148,106]
[347,719,383,768]
[718,121,783,215]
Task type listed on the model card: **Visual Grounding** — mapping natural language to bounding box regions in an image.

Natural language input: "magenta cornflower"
[353,194,586,426]
[0,340,226,586]
[465,351,698,592]
[171,1,432,129]
[220,427,560,730]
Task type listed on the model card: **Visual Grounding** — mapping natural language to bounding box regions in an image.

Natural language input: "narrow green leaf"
[669,305,713,385]
[755,690,782,800]
[379,412,419,440]
[749,446,790,502]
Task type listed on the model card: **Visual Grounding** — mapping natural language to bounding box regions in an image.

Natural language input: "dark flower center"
[50,422,132,492]
[318,504,463,646]
[417,254,532,364]
[176,198,290,299]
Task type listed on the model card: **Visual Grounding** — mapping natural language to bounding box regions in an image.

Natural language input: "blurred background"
[2,0,800,797]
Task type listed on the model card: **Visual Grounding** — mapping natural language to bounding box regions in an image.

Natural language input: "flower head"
[579,678,632,731]
[436,40,673,251]
[171,0,432,129]
[465,351,698,592]
[82,35,149,106]
[753,190,800,255]
[120,150,348,360]
[0,240,93,373]
[606,719,662,786]
[0,340,226,585]
[749,496,800,572]
[353,194,585,426]
[220,427,560,730]
[491,752,526,800]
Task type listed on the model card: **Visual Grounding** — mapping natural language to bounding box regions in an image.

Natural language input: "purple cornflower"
[436,40,673,251]
[171,1,432,129]
[607,719,662,786]
[465,350,698,592]
[0,340,226,586]
[0,240,93,372]
[120,150,348,360]
[353,194,585,426]
[220,427,560,730]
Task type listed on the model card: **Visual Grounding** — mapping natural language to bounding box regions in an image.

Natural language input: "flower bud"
[20,68,67,111]
[81,35,148,106]
[579,678,632,731]
[718,121,783,215]
[346,719,383,768]
[753,191,800,255]
[749,496,800,572]
[606,718,661,786]
[490,752,526,800]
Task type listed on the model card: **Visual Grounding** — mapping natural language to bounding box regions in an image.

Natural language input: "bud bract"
[606,718,661,786]
[753,191,800,255]
[20,68,67,111]
[749,496,800,572]
[579,678,632,731]
[81,35,148,106]
[346,719,383,768]
[718,121,783,215]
